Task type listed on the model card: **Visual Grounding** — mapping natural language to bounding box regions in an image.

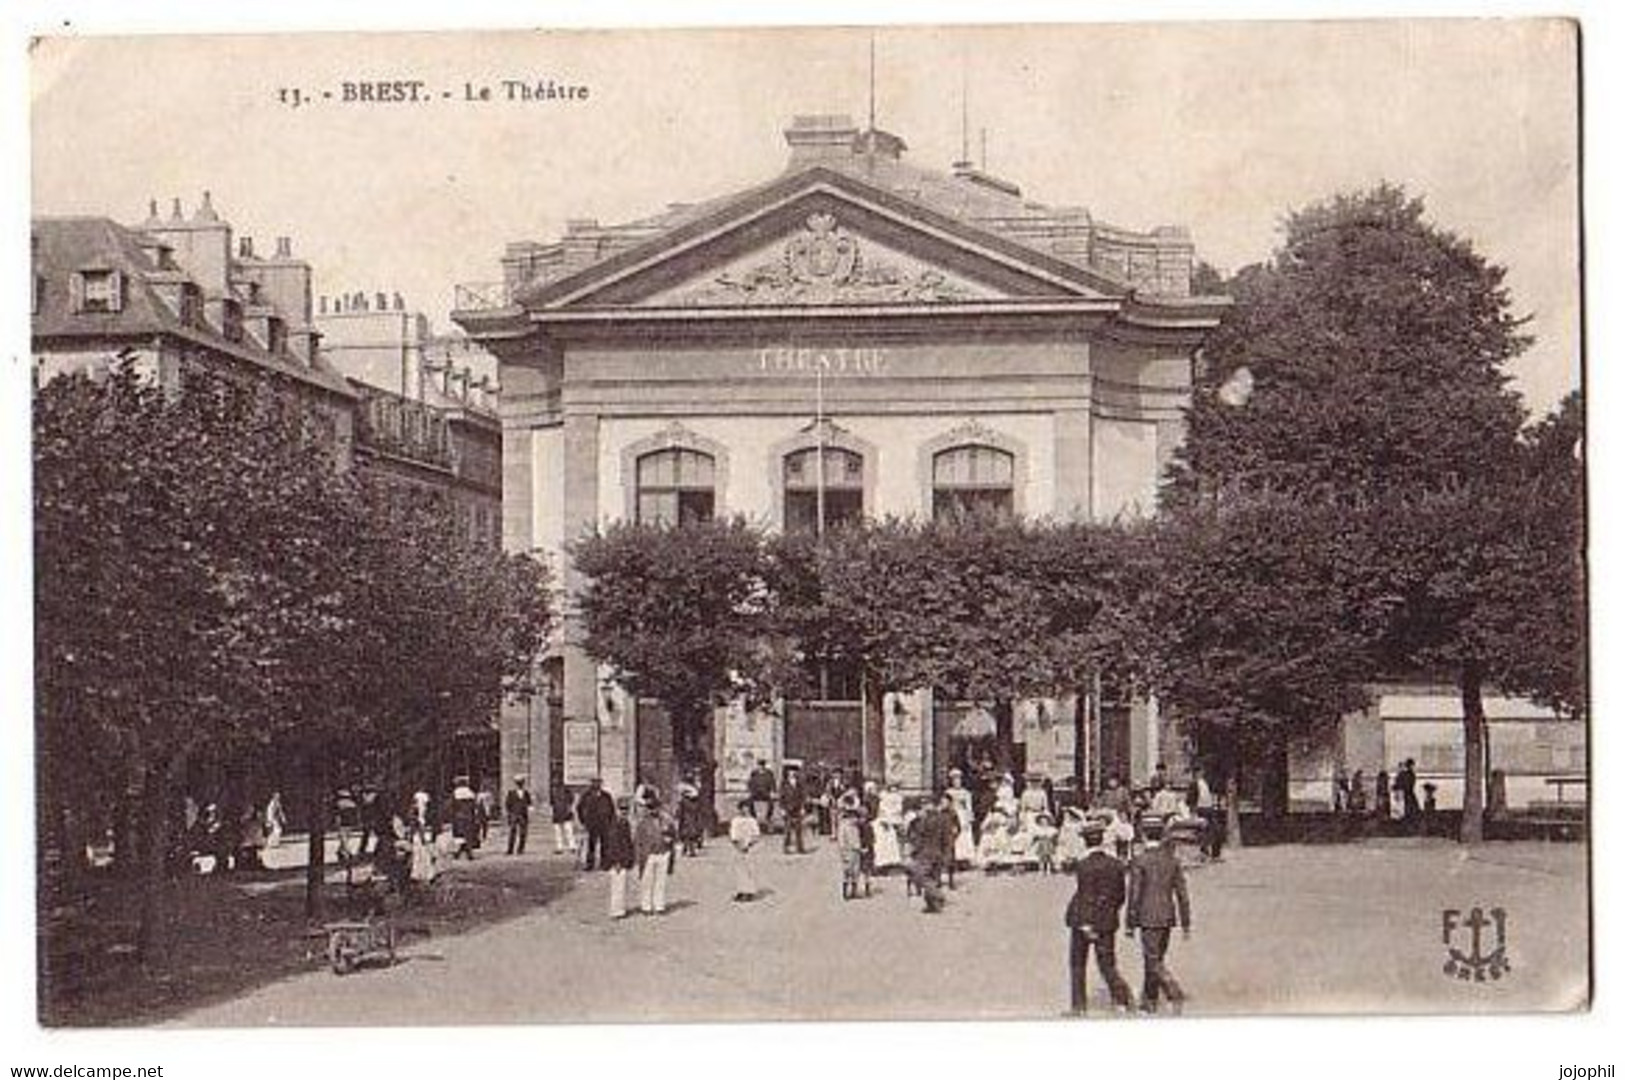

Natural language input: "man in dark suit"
[575,778,616,871]
[1126,817,1191,1014]
[504,776,533,855]
[1064,821,1134,1015]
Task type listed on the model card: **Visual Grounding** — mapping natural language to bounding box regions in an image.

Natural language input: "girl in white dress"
[946,770,977,867]
[977,807,1013,871]
[873,784,906,871]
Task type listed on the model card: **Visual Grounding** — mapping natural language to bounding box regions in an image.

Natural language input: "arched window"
[932,444,1015,521]
[783,446,865,533]
[636,447,716,525]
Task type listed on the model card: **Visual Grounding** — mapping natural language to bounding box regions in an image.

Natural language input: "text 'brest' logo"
[1441,907,1510,982]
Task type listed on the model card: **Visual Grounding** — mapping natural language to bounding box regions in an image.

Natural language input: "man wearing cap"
[1064,821,1134,1015]
[576,778,616,871]
[1126,817,1191,1014]
[604,797,637,918]
[504,776,533,856]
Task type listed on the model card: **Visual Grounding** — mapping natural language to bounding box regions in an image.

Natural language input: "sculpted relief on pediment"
[658,212,996,307]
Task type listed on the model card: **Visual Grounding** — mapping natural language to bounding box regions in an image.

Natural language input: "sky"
[30,20,1580,417]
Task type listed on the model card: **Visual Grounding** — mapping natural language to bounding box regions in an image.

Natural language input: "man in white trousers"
[633,792,673,915]
[605,798,636,919]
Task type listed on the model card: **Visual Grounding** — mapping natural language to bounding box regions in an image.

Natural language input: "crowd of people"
[1331,758,1442,833]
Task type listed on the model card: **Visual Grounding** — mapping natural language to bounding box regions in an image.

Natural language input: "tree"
[572,518,781,781]
[1166,185,1528,506]
[300,487,552,914]
[1144,492,1386,838]
[790,516,1137,777]
[1363,392,1586,842]
[35,366,361,952]
[35,364,556,940]
[1157,184,1549,843]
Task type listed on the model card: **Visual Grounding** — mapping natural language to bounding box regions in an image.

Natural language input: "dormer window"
[265,316,286,355]
[71,269,124,314]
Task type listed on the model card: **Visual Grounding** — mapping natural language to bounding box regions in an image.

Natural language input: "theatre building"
[455,114,1228,802]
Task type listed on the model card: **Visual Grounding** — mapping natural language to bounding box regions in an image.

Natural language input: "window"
[636,447,716,526]
[797,656,862,703]
[932,444,1015,521]
[783,446,864,533]
[72,269,123,314]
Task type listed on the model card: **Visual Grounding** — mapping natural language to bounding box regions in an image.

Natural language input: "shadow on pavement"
[39,854,579,1027]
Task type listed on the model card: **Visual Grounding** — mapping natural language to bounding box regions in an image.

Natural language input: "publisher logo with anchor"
[1442,907,1511,982]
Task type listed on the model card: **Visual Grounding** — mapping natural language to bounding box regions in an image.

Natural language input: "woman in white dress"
[873,783,906,871]
[946,770,977,867]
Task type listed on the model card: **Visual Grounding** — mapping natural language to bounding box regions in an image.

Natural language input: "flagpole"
[815,365,826,539]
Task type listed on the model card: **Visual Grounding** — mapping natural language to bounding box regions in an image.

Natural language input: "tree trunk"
[1219,731,1244,850]
[1460,662,1487,845]
[304,746,329,921]
[862,670,886,783]
[1261,740,1290,820]
[1225,774,1243,850]
[112,787,139,880]
[993,699,1015,775]
[135,760,172,964]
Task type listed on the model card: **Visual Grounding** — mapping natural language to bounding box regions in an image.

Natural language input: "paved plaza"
[174,833,1588,1026]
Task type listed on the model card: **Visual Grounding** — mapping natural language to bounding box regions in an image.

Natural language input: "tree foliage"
[35,365,551,942]
[1151,184,1580,843]
[1166,185,1529,505]
[571,517,782,767]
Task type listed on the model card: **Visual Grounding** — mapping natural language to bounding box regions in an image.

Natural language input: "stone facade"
[456,116,1228,803]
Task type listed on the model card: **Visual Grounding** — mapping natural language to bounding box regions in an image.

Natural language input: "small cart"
[324,917,396,975]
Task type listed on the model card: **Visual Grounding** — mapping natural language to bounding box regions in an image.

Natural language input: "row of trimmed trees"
[572,185,1585,847]
[34,366,552,953]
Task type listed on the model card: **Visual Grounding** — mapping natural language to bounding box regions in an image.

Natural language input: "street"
[172,833,1588,1025]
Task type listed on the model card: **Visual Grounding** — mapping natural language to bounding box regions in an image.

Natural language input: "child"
[677,783,706,857]
[977,807,1012,872]
[857,807,877,895]
[836,794,867,900]
[1031,811,1058,874]
[728,799,760,901]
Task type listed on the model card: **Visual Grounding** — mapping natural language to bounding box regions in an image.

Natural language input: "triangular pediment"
[646,211,1004,308]
[521,169,1127,311]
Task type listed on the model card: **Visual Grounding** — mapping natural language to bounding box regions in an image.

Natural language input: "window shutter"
[108,270,125,313]
[69,272,85,314]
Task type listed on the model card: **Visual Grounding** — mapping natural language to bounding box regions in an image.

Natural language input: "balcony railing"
[453,281,513,312]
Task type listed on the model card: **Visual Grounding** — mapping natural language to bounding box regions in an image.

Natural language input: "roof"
[31,216,354,398]
[497,119,1197,305]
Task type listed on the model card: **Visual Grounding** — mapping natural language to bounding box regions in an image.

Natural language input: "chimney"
[239,236,255,258]
[852,127,907,161]
[232,225,315,348]
[142,199,163,227]
[145,192,232,298]
[562,219,600,266]
[950,161,1021,198]
[784,114,861,167]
